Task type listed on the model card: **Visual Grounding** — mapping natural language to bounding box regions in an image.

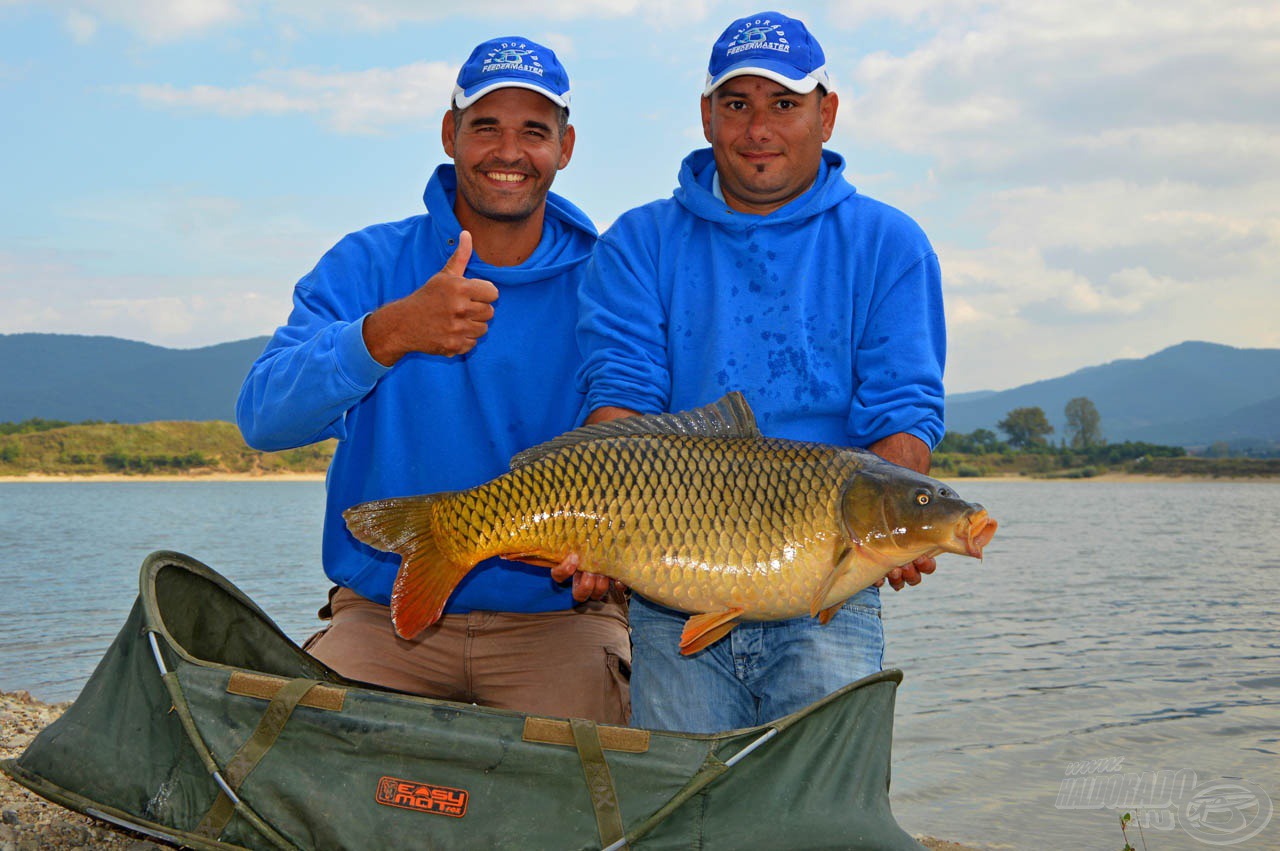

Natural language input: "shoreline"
[1,471,1275,484]
[0,471,327,483]
[0,690,985,850]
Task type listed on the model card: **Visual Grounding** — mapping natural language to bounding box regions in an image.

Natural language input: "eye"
[916,491,931,505]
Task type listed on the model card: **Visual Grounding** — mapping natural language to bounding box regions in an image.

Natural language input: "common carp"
[344,393,996,654]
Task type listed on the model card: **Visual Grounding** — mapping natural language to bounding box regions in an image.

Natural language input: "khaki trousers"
[304,587,631,724]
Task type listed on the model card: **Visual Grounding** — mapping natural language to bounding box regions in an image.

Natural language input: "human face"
[701,76,838,215]
[442,88,575,225]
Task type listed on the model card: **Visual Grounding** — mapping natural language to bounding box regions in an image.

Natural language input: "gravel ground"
[2,690,981,850]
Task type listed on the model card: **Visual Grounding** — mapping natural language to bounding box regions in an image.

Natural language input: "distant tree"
[997,406,1054,449]
[938,427,1007,455]
[971,428,1001,452]
[1064,397,1103,449]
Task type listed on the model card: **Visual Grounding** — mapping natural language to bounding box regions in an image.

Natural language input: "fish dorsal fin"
[510,391,759,470]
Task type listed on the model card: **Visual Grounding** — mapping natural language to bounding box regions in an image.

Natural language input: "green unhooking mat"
[2,550,923,850]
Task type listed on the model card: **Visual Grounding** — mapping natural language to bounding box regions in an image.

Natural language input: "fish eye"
[916,490,930,505]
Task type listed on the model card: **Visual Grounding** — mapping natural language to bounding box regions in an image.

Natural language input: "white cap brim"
[703,65,830,97]
[452,81,570,110]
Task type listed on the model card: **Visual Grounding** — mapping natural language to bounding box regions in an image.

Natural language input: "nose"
[746,110,772,142]
[496,129,522,162]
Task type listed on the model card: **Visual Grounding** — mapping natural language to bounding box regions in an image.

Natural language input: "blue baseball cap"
[452,37,571,110]
[703,12,832,96]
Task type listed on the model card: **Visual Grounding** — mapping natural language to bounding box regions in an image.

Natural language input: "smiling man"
[573,12,948,733]
[237,37,630,723]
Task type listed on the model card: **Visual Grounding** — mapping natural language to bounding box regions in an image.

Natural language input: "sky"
[1,1,1277,393]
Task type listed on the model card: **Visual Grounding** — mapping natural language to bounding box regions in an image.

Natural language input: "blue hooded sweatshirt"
[577,148,945,449]
[237,165,597,611]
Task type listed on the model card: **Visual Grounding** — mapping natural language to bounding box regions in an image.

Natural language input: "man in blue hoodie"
[573,13,947,733]
[237,37,630,724]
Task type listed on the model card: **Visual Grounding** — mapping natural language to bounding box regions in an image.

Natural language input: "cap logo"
[481,42,544,77]
[727,19,789,56]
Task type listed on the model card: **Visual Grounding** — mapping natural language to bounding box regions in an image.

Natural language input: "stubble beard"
[457,161,549,224]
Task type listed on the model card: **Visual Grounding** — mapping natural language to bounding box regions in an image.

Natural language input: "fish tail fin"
[342,494,472,639]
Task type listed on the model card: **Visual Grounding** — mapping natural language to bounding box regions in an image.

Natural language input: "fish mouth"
[961,508,997,558]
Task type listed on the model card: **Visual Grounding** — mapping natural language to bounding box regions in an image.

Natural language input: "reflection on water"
[1,479,1277,848]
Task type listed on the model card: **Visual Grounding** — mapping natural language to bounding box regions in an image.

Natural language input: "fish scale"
[440,434,861,619]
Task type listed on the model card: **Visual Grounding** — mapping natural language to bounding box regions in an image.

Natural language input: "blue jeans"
[628,587,884,733]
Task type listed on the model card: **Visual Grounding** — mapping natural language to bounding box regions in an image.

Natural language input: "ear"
[558,123,576,170]
[819,91,838,142]
[700,95,713,143]
[441,109,457,158]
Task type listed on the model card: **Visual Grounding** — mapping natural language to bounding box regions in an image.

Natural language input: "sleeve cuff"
[335,314,391,389]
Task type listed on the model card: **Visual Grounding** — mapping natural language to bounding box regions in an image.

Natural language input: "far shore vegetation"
[0,418,334,476]
[0,397,1277,479]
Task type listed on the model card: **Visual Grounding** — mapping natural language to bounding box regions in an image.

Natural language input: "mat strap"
[195,677,323,840]
[570,718,626,850]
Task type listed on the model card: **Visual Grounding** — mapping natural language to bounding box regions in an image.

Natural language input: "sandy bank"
[0,472,326,483]
[1,690,982,850]
[2,470,1275,485]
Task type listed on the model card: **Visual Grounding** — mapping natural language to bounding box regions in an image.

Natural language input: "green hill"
[0,421,334,476]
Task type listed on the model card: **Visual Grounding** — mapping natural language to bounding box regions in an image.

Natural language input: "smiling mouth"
[485,171,530,184]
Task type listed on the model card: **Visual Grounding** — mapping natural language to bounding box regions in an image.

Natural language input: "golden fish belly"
[449,434,869,618]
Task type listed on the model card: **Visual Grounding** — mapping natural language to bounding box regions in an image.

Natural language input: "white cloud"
[25,0,716,41]
[824,0,1280,389]
[122,61,457,134]
[837,1,1280,184]
[63,9,97,42]
[56,0,248,42]
[537,32,576,60]
[271,0,712,29]
[0,249,291,346]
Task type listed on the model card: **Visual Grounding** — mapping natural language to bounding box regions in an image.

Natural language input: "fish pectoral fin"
[679,608,745,656]
[809,546,859,618]
[817,604,842,626]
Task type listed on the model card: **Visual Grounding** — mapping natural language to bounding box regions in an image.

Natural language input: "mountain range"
[946,341,1280,448]
[0,334,270,425]
[2,334,1278,449]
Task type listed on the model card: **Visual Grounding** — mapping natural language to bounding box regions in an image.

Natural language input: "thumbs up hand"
[363,230,501,365]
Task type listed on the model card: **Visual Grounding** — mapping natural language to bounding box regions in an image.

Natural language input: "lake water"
[1,479,1276,849]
